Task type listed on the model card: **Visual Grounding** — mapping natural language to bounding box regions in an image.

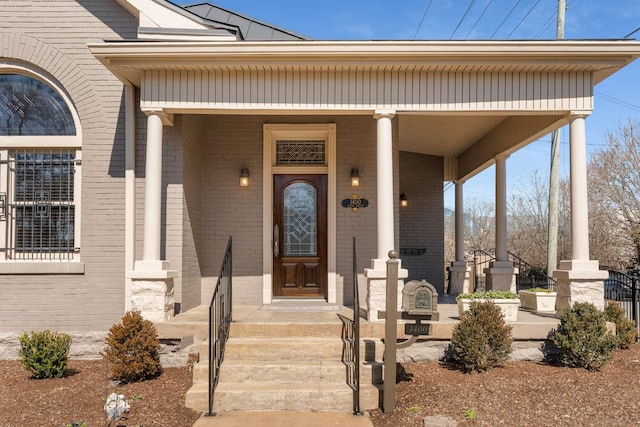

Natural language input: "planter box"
[457,298,520,322]
[519,291,557,312]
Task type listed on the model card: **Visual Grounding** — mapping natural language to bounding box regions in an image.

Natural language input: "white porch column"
[375,110,395,260]
[143,111,163,263]
[448,180,471,294]
[553,113,607,313]
[129,110,177,322]
[365,110,407,321]
[485,154,517,293]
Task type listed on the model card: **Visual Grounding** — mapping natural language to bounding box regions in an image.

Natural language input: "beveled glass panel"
[284,182,317,257]
[276,140,325,165]
[0,74,75,136]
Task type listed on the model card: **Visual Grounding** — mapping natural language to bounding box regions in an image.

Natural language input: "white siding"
[142,70,593,113]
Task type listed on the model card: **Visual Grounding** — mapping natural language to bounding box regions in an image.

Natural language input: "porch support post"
[365,110,407,321]
[553,113,607,313]
[485,154,517,293]
[128,109,177,322]
[448,180,471,294]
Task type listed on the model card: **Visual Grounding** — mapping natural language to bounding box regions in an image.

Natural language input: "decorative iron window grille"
[275,140,325,165]
[2,149,77,260]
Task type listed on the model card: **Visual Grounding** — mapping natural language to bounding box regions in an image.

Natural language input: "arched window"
[0,71,81,267]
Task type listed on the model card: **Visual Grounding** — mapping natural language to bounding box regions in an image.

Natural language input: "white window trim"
[0,67,83,274]
[262,123,337,304]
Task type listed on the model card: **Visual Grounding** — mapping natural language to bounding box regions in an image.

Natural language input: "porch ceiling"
[399,114,507,158]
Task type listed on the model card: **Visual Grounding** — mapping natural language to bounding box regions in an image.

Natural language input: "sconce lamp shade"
[400,193,408,207]
[350,167,360,187]
[240,166,250,187]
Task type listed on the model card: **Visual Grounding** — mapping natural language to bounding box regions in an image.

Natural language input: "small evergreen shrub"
[18,330,72,379]
[605,301,637,349]
[104,311,162,382]
[552,302,617,370]
[448,301,513,372]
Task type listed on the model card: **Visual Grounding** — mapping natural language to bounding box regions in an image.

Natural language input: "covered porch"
[89,39,640,322]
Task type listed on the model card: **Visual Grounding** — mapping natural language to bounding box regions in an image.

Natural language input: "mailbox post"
[383,250,399,413]
[381,255,440,413]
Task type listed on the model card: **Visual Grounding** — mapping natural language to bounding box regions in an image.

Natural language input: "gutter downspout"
[125,84,136,312]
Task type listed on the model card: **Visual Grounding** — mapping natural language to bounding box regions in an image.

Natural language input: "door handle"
[273,224,279,258]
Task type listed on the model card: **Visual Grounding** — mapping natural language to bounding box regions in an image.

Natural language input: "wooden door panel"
[273,174,327,298]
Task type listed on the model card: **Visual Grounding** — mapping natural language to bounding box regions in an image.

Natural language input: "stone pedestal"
[484,261,518,293]
[553,260,608,314]
[447,261,471,294]
[128,261,177,322]
[364,258,408,322]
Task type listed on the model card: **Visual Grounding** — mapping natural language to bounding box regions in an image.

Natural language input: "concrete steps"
[184,319,383,412]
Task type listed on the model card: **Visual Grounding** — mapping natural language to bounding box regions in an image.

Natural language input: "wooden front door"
[273,174,327,298]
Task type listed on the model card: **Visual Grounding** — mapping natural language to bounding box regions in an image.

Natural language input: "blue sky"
[176,0,640,208]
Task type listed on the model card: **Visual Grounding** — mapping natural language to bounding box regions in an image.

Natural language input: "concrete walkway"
[192,411,374,427]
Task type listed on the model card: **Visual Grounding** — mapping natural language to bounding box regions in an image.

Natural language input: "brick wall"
[0,0,137,331]
[399,151,445,293]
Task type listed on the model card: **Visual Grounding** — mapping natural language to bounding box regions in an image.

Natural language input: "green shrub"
[552,302,617,370]
[18,330,72,379]
[456,290,518,300]
[104,311,162,382]
[448,301,513,372]
[605,301,637,349]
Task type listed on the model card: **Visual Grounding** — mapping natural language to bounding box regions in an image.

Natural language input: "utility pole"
[547,0,565,277]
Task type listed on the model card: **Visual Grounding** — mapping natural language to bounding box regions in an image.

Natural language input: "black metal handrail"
[508,251,557,292]
[470,249,556,292]
[207,237,233,417]
[339,237,362,415]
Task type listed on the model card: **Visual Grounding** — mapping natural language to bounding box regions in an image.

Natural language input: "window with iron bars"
[0,149,80,260]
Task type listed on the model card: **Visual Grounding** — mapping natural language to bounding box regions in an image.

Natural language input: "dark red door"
[273,174,327,298]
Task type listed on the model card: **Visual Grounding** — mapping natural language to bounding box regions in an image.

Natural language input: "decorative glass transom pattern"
[276,140,325,165]
[284,182,317,257]
[0,74,75,136]
[11,150,76,258]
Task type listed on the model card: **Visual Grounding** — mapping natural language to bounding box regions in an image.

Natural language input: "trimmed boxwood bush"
[104,310,162,382]
[18,330,72,379]
[448,301,513,372]
[604,301,637,349]
[552,302,617,370]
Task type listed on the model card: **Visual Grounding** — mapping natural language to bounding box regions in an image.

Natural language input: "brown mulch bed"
[370,344,640,427]
[0,359,200,427]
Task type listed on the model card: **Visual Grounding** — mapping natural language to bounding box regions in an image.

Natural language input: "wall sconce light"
[350,167,360,187]
[239,165,250,187]
[400,193,408,207]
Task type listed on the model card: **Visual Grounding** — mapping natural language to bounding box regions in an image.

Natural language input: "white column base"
[448,261,471,295]
[553,259,608,315]
[484,261,518,293]
[128,261,178,322]
[364,258,408,322]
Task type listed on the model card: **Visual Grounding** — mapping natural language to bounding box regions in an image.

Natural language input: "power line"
[450,0,478,39]
[534,0,575,39]
[464,0,495,39]
[413,0,434,40]
[506,0,544,39]
[490,0,524,39]
[595,91,640,112]
[623,26,640,39]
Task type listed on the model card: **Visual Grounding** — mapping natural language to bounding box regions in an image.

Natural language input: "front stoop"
[185,322,382,412]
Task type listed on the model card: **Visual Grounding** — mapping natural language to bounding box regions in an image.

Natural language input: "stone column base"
[553,260,608,315]
[484,261,518,293]
[128,261,178,322]
[447,261,471,295]
[364,258,408,322]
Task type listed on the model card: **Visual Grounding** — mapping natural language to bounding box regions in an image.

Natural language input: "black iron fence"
[339,237,362,416]
[207,237,233,417]
[606,270,639,339]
